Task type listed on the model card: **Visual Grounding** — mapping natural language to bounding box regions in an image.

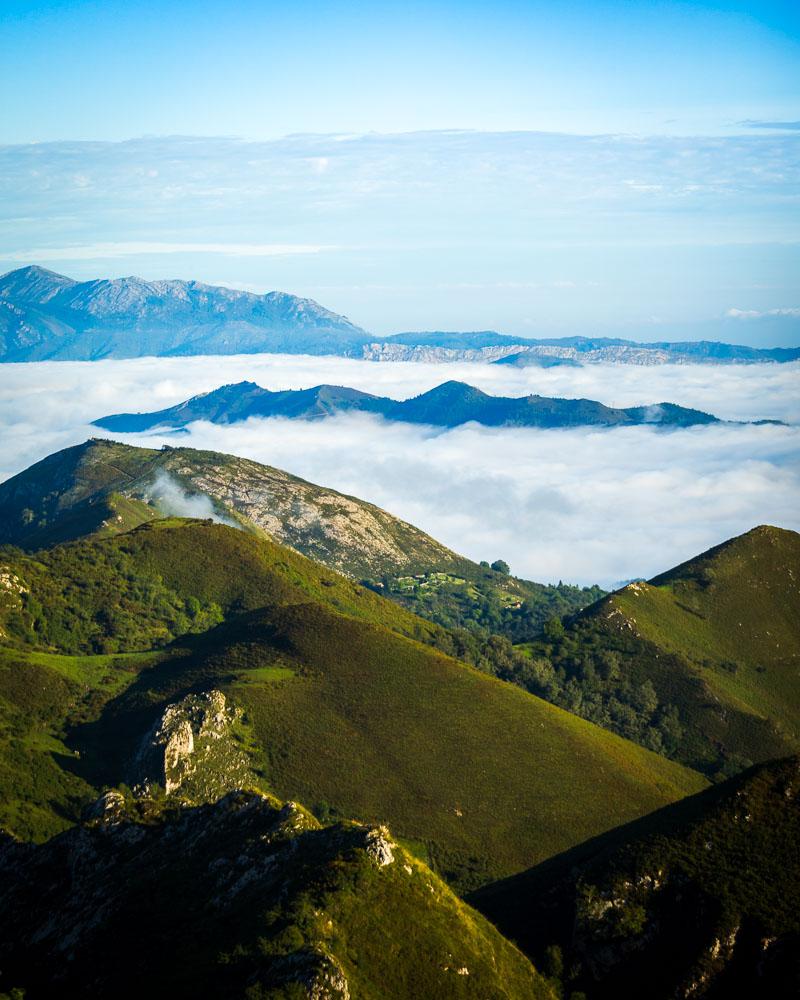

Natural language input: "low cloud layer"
[1,354,798,586]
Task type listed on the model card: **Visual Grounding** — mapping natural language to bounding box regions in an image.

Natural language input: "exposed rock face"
[84,790,126,824]
[133,689,252,799]
[362,342,526,364]
[0,437,465,578]
[363,826,395,867]
[270,949,351,1000]
[149,450,459,579]
[363,340,799,366]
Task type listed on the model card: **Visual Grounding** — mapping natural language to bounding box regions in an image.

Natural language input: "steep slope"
[515,526,800,778]
[93,378,721,431]
[471,757,800,1000]
[0,439,602,637]
[0,518,705,890]
[0,266,371,360]
[0,789,555,1000]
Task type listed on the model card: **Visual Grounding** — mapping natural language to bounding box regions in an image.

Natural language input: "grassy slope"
[470,756,800,999]
[0,519,704,891]
[0,646,158,839]
[615,525,800,735]
[517,526,800,778]
[222,604,705,889]
[63,600,706,892]
[0,518,442,654]
[0,791,556,1000]
[0,518,437,838]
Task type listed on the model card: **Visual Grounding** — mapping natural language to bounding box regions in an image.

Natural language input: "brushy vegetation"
[0,518,443,655]
[508,526,800,780]
[0,790,556,999]
[471,756,800,999]
[365,567,604,643]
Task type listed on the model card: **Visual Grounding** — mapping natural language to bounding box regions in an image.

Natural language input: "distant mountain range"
[0,265,370,360]
[2,266,798,364]
[364,333,800,365]
[93,379,724,432]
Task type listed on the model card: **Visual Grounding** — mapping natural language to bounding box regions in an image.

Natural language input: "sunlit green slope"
[0,519,705,890]
[517,526,800,778]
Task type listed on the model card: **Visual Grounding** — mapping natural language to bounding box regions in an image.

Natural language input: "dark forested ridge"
[93,378,723,431]
[471,757,800,999]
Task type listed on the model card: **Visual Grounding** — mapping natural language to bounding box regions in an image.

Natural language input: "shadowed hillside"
[0,789,556,999]
[471,756,800,999]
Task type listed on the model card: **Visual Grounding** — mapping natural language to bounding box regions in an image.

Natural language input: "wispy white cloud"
[726,307,800,319]
[146,469,240,527]
[8,242,337,261]
[740,120,800,131]
[1,353,797,587]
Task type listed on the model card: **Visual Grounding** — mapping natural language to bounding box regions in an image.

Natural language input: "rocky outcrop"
[133,689,252,799]
[149,450,460,578]
[0,791,550,999]
[270,949,351,1000]
[363,826,395,867]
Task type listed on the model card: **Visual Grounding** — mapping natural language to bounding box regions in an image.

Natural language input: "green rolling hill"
[0,437,603,640]
[1,443,798,999]
[514,526,800,779]
[0,518,704,891]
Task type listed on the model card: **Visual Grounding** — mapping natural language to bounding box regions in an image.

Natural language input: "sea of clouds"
[1,354,798,587]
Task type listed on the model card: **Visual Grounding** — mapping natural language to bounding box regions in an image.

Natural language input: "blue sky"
[1,1,798,341]
[2,0,799,140]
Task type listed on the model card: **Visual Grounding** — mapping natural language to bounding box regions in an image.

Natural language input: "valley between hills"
[0,437,797,998]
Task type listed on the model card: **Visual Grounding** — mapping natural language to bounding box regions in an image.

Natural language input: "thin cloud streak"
[9,242,336,261]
